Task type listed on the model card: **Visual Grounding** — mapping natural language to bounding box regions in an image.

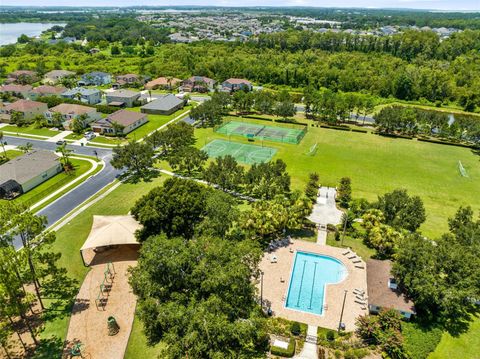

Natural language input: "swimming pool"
[285,251,347,315]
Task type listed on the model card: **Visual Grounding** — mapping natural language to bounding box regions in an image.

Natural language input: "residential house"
[113,74,145,89]
[43,70,76,84]
[221,78,253,92]
[144,77,181,90]
[78,71,111,86]
[366,259,416,319]
[140,94,185,115]
[0,84,33,98]
[0,99,48,123]
[47,37,76,45]
[180,76,216,93]
[106,89,143,108]
[45,103,101,130]
[0,150,63,199]
[61,87,102,105]
[6,70,38,84]
[89,48,100,55]
[91,109,148,135]
[28,85,67,100]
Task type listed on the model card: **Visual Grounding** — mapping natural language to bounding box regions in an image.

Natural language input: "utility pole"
[338,290,348,333]
[341,208,349,247]
[260,271,264,309]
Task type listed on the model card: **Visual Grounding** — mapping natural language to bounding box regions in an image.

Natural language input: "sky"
[1,1,479,11]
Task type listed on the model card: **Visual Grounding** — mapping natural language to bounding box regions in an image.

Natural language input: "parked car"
[84,131,96,140]
[56,140,67,145]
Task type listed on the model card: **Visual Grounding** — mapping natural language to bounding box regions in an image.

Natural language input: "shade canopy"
[80,215,142,252]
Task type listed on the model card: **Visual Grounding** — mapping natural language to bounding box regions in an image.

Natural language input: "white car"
[84,132,96,140]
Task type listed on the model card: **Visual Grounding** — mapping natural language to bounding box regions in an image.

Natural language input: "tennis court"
[215,120,307,144]
[202,139,277,164]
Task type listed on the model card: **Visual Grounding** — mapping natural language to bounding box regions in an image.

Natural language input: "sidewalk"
[46,130,73,143]
[295,325,318,359]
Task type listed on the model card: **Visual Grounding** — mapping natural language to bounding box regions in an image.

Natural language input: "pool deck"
[258,240,368,331]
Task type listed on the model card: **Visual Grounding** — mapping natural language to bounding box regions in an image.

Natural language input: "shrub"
[326,223,337,232]
[270,338,296,358]
[326,330,336,341]
[290,321,301,336]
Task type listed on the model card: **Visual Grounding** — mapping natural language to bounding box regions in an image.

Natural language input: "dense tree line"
[374,105,480,144]
[2,35,479,110]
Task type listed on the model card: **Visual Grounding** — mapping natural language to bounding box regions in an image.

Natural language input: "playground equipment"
[108,316,120,336]
[95,262,116,311]
[70,342,84,358]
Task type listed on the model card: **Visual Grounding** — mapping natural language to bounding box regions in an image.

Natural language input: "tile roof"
[107,89,141,99]
[4,99,47,112]
[95,109,147,127]
[62,87,101,96]
[0,84,33,93]
[31,85,67,95]
[145,77,181,88]
[44,70,75,78]
[366,259,416,314]
[49,103,96,116]
[224,78,251,85]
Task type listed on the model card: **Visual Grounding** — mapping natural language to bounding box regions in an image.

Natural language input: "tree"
[50,111,64,128]
[189,99,223,127]
[244,159,291,200]
[9,111,25,127]
[129,235,268,358]
[110,45,121,55]
[392,207,480,325]
[196,190,239,238]
[376,189,426,232]
[203,155,244,192]
[111,140,155,181]
[361,209,403,258]
[337,177,352,208]
[18,142,33,153]
[111,121,125,136]
[151,121,195,156]
[131,177,210,240]
[274,90,296,119]
[167,146,207,176]
[71,116,85,134]
[304,172,320,202]
[56,143,73,170]
[17,34,30,44]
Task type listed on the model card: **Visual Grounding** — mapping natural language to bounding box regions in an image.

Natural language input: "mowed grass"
[37,176,167,357]
[195,119,480,238]
[429,315,480,359]
[2,124,61,137]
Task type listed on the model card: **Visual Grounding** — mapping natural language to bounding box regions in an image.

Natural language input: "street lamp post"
[341,208,349,247]
[338,290,348,333]
[260,271,264,309]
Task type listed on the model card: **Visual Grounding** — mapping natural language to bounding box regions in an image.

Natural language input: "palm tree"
[56,143,73,171]
[111,122,125,137]
[18,142,33,153]
[0,131,6,159]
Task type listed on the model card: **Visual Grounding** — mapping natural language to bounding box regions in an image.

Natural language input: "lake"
[0,22,66,46]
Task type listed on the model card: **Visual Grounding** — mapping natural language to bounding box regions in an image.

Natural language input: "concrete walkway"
[46,130,73,143]
[308,187,343,226]
[295,325,318,359]
[317,228,327,245]
[29,156,100,211]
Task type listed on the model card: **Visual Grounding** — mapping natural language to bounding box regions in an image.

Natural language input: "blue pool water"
[286,252,347,315]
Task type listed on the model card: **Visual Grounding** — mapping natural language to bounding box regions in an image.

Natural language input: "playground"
[215,120,307,144]
[202,139,277,164]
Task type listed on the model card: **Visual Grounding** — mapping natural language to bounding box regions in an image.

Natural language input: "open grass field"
[195,117,480,238]
[1,124,61,137]
[35,176,166,358]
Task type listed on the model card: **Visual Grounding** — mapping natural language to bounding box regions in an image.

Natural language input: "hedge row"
[270,338,296,358]
[351,128,368,133]
[374,132,414,140]
[320,125,351,131]
[417,137,476,149]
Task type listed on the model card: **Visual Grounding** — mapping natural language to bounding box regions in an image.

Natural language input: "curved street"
[4,135,121,249]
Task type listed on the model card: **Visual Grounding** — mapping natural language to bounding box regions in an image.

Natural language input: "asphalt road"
[4,136,121,249]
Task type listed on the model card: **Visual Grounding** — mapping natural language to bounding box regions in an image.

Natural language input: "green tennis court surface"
[202,139,277,164]
[215,120,307,144]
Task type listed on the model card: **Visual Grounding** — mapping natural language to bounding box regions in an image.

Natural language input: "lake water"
[0,22,66,46]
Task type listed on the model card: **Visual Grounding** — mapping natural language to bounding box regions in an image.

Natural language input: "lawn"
[3,149,23,160]
[64,133,84,140]
[87,105,192,145]
[35,175,167,358]
[0,158,93,208]
[1,124,61,137]
[195,118,480,238]
[429,315,480,359]
[124,317,165,358]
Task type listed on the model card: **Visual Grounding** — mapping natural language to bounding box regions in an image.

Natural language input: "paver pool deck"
[258,240,368,331]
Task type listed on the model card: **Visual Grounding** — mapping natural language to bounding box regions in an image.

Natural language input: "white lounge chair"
[271,255,278,263]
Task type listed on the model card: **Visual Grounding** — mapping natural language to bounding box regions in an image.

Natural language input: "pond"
[0,22,66,46]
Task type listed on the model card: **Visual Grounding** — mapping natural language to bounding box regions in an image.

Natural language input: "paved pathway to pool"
[308,187,343,226]
[294,325,318,359]
[258,240,368,331]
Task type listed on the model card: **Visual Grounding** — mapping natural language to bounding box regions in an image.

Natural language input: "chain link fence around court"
[202,139,277,165]
[214,120,307,144]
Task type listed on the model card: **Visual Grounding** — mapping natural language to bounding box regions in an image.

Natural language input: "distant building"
[0,84,33,98]
[140,94,185,115]
[78,71,111,86]
[45,103,101,130]
[180,76,216,93]
[144,77,182,90]
[91,109,148,135]
[106,89,143,108]
[221,78,253,92]
[367,259,416,319]
[28,85,67,100]
[43,70,76,84]
[6,70,38,84]
[47,37,76,45]
[0,99,48,123]
[113,74,145,89]
[0,150,63,199]
[61,87,102,105]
